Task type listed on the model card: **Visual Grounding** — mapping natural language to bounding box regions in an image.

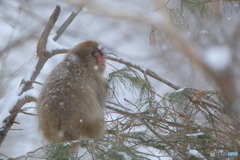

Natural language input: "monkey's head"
[67,41,106,72]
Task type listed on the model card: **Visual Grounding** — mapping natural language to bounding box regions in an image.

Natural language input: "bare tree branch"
[49,48,70,57]
[0,5,63,145]
[0,3,86,146]
[9,96,37,114]
[37,5,61,58]
[0,5,61,145]
[18,6,61,96]
[53,7,82,41]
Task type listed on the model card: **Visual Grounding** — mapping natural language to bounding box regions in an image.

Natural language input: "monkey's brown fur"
[37,41,107,143]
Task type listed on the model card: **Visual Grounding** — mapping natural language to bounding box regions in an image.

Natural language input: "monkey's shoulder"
[40,61,106,96]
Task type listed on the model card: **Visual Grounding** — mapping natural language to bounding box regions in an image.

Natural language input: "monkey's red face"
[91,50,106,71]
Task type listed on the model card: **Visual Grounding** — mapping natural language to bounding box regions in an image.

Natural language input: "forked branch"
[0,4,82,145]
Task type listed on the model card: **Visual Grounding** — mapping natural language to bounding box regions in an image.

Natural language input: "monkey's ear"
[97,44,103,50]
[66,53,80,62]
[97,44,105,56]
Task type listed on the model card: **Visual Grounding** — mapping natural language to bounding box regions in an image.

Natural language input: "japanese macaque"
[37,41,107,143]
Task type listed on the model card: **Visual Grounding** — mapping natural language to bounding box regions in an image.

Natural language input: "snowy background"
[0,0,239,159]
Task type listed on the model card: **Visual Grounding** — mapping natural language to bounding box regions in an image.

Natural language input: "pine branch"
[106,54,181,90]
[158,12,238,118]
[106,104,187,128]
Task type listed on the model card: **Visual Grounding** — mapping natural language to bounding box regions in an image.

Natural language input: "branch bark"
[53,7,82,41]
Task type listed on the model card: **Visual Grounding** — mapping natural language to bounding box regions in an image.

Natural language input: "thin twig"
[9,96,37,114]
[14,146,45,159]
[106,104,187,128]
[20,110,37,116]
[33,81,43,85]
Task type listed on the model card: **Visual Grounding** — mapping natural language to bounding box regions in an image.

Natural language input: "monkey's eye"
[99,51,104,56]
[91,50,103,56]
[91,50,97,56]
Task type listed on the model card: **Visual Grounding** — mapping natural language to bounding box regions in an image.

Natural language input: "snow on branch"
[46,34,70,53]
[186,132,204,137]
[9,89,39,113]
[188,148,207,160]
[23,57,39,82]
[37,5,61,58]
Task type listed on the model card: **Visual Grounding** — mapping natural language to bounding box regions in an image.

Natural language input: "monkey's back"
[37,61,107,142]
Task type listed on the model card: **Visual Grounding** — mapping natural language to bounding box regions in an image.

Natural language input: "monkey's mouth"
[99,63,106,69]
[100,63,106,67]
